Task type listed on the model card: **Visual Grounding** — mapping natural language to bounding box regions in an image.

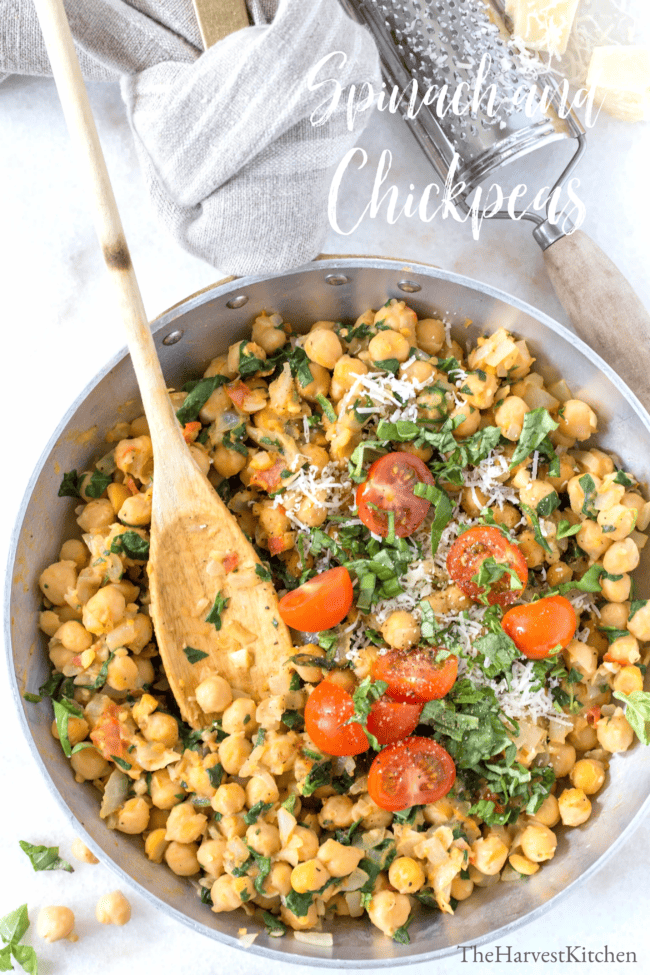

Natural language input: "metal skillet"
[6,257,650,965]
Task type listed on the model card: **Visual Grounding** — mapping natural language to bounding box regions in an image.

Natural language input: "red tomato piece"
[268,533,289,556]
[304,680,368,756]
[249,457,286,492]
[356,452,434,538]
[372,647,458,703]
[585,705,601,727]
[278,567,353,631]
[367,737,456,811]
[446,525,528,607]
[90,700,129,763]
[501,595,577,659]
[226,379,251,409]
[366,696,422,745]
[182,421,201,444]
[222,552,240,573]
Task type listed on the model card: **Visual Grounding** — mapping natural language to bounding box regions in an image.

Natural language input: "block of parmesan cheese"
[506,0,581,57]
[586,45,650,123]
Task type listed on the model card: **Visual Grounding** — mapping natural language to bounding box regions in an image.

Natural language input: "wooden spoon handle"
[542,230,650,413]
[192,0,250,48]
[32,0,183,455]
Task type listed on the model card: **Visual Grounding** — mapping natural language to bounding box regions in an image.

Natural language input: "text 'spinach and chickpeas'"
[33,301,650,944]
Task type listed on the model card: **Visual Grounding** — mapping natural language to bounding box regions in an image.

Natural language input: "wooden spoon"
[33,0,294,728]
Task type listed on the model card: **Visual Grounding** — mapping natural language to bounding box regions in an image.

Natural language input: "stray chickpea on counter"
[27,300,650,945]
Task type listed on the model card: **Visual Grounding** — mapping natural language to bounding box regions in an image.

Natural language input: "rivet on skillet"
[227,295,249,309]
[162,329,184,346]
[398,280,422,293]
[325,274,350,286]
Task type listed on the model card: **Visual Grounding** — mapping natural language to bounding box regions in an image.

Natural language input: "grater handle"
[542,231,650,413]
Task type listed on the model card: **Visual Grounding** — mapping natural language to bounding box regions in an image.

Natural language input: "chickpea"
[77,499,115,533]
[118,491,152,527]
[569,758,606,795]
[290,858,331,893]
[36,906,76,943]
[246,774,279,807]
[451,876,475,901]
[597,712,634,752]
[575,520,611,562]
[318,795,355,829]
[219,734,253,775]
[599,601,630,630]
[509,854,540,876]
[367,890,411,938]
[281,902,319,931]
[491,503,520,531]
[628,600,650,642]
[247,822,281,857]
[212,783,246,816]
[39,609,62,636]
[548,742,576,778]
[567,717,598,753]
[164,841,201,876]
[51,715,89,747]
[60,538,88,568]
[532,793,560,828]
[145,828,169,864]
[212,444,248,477]
[381,610,421,650]
[96,890,131,925]
[39,560,77,606]
[217,813,247,840]
[212,874,255,912]
[623,492,650,530]
[388,856,426,893]
[558,400,597,440]
[520,824,557,863]
[142,712,179,748]
[399,359,436,385]
[106,652,139,692]
[424,584,472,614]
[495,396,529,440]
[304,329,343,370]
[296,362,331,402]
[117,797,150,835]
[517,529,546,568]
[82,584,126,636]
[450,401,481,436]
[70,746,110,782]
[597,504,637,541]
[557,787,592,826]
[601,573,632,603]
[165,801,207,844]
[563,639,598,681]
[291,826,320,862]
[151,769,185,810]
[416,318,445,355]
[351,794,393,830]
[318,839,364,878]
[368,330,411,364]
[470,835,509,875]
[252,314,288,354]
[330,356,368,401]
[71,838,99,864]
[547,562,572,587]
[221,698,257,736]
[197,838,227,876]
[607,634,640,665]
[613,665,644,696]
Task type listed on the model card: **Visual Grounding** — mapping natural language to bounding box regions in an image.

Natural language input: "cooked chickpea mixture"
[34,301,650,945]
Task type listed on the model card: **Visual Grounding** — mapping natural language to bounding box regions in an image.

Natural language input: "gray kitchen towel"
[0,0,381,274]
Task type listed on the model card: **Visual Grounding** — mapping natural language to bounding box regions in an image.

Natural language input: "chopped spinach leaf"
[206,592,229,630]
[182,646,209,665]
[110,531,150,560]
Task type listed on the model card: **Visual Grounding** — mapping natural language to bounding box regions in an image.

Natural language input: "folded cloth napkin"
[1,0,381,275]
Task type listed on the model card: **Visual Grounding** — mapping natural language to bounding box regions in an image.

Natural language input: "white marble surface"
[2,25,650,975]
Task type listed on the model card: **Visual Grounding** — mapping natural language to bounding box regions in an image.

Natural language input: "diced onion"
[293,932,334,948]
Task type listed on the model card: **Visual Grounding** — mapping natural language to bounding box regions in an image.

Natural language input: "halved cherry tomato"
[367,737,456,811]
[372,647,458,703]
[90,700,129,762]
[278,567,353,631]
[366,695,423,745]
[501,594,577,659]
[304,679,368,756]
[249,457,286,492]
[447,525,528,607]
[356,452,434,538]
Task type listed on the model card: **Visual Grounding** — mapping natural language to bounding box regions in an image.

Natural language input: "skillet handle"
[541,230,650,413]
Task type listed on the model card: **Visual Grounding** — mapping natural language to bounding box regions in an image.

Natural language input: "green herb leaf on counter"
[18,842,73,874]
[509,408,560,476]
[0,904,38,975]
[613,690,650,745]
[182,646,209,665]
[110,532,150,560]
[206,592,229,630]
[556,520,581,540]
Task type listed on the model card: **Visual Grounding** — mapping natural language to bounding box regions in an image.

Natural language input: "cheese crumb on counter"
[586,45,650,121]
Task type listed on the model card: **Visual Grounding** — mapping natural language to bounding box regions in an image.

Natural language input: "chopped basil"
[18,841,73,873]
[177,375,228,425]
[509,408,560,476]
[316,393,337,423]
[244,801,273,825]
[578,474,598,519]
[392,913,415,945]
[556,519,581,539]
[554,563,621,595]
[280,795,298,815]
[373,358,400,375]
[238,343,267,377]
[22,693,41,704]
[629,599,647,621]
[52,698,84,758]
[334,819,363,845]
[207,764,224,790]
[200,885,213,906]
[0,904,38,975]
[111,755,132,771]
[301,760,332,796]
[206,592,229,630]
[345,677,387,750]
[255,563,272,582]
[414,482,453,555]
[57,469,81,498]
[472,556,524,601]
[222,422,248,457]
[281,710,304,731]
[598,625,629,644]
[182,646,209,664]
[109,531,150,560]
[613,690,650,745]
[262,911,287,937]
[283,889,315,917]
[58,468,111,499]
[536,490,559,518]
[614,469,634,487]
